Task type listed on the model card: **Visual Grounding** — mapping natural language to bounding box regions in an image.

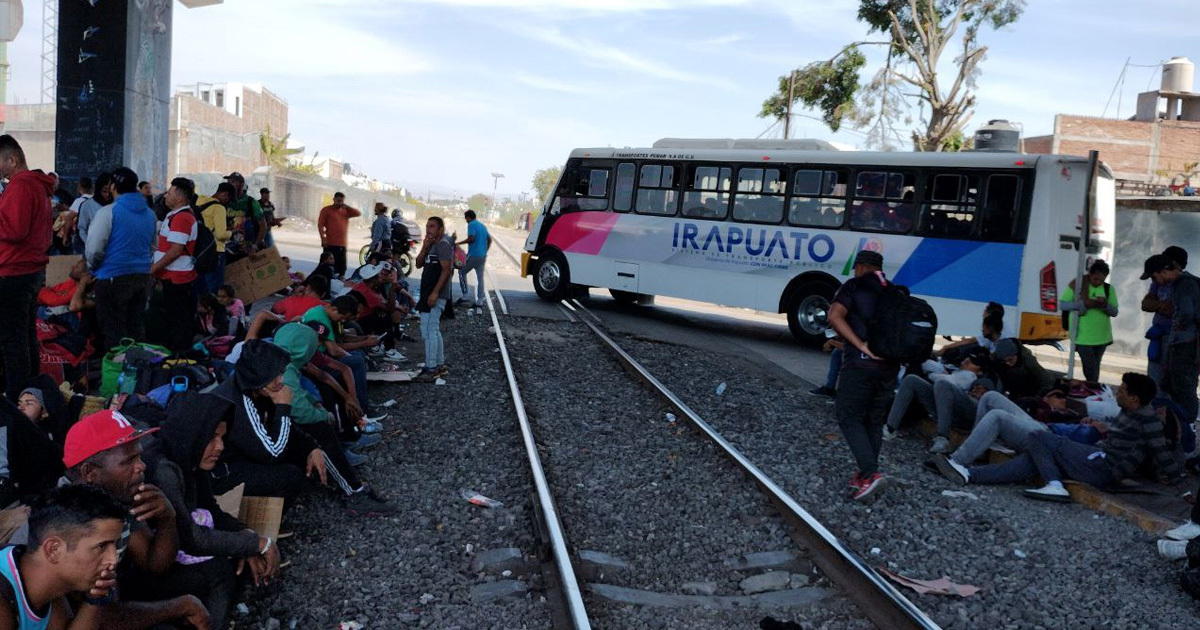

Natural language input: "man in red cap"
[61,409,210,628]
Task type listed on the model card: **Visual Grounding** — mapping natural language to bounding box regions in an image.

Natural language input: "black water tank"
[974,119,1021,152]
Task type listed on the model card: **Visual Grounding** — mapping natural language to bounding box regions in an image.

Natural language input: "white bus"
[520,139,1115,345]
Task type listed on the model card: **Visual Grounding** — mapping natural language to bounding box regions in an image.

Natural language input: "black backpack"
[867,281,938,364]
[1061,282,1110,331]
[190,200,220,275]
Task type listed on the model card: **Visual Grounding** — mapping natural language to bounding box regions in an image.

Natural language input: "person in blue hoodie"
[85,167,157,353]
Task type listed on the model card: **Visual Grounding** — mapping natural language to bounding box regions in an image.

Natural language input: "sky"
[3,0,1198,198]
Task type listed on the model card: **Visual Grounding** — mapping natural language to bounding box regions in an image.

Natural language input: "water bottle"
[118,364,137,395]
[715,382,727,396]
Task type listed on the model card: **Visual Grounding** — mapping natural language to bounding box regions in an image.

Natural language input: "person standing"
[223,172,267,259]
[86,167,156,354]
[370,202,391,254]
[1153,252,1200,430]
[0,135,55,402]
[826,250,897,501]
[318,192,360,277]
[455,209,491,308]
[413,216,453,382]
[195,182,233,294]
[69,176,101,253]
[152,178,200,353]
[259,187,282,247]
[1061,259,1118,382]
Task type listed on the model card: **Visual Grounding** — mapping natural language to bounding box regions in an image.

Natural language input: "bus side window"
[980,174,1020,241]
[635,164,680,216]
[917,173,979,239]
[682,165,731,220]
[850,171,913,233]
[571,168,610,211]
[613,163,635,213]
[789,169,846,228]
[733,167,785,224]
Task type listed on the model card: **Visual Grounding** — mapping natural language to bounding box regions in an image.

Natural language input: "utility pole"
[490,172,504,219]
[783,70,795,140]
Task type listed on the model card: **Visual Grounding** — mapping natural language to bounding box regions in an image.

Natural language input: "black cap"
[111,167,139,192]
[215,182,237,197]
[260,187,271,194]
[1141,254,1175,280]
[854,250,883,268]
[234,340,290,390]
[993,338,1019,361]
[224,171,245,182]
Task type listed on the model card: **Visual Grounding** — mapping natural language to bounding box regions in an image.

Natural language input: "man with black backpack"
[827,249,900,501]
[194,183,233,294]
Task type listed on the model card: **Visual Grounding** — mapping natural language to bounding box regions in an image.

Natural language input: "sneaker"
[1159,539,1190,560]
[810,386,836,398]
[363,411,388,424]
[343,449,368,467]
[928,436,952,454]
[847,472,863,489]
[1166,521,1200,541]
[399,333,417,343]
[381,349,407,363]
[852,473,887,501]
[345,487,398,516]
[882,425,899,441]
[361,422,382,435]
[933,454,969,485]
[1022,481,1071,503]
[344,433,383,452]
[434,364,450,377]
[412,368,438,383]
[366,344,384,358]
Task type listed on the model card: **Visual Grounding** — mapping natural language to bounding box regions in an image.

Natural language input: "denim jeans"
[459,256,487,305]
[336,351,369,409]
[1164,339,1200,425]
[202,252,226,296]
[823,347,843,390]
[835,366,896,477]
[885,375,975,437]
[420,298,446,367]
[968,430,1113,487]
[0,271,44,402]
[951,390,1048,465]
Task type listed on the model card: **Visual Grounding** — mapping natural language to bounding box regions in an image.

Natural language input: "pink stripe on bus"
[545,212,619,256]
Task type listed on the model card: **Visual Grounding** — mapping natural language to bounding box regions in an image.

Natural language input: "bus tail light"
[1040,262,1058,311]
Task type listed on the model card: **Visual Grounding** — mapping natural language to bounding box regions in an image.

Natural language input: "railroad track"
[480,286,940,630]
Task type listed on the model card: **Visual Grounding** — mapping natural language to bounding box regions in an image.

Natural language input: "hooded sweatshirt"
[89,192,157,280]
[210,369,318,470]
[148,393,259,558]
[0,169,55,276]
[272,323,328,426]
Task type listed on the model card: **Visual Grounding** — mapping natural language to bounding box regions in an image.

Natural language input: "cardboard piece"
[367,370,420,383]
[45,255,83,287]
[224,247,291,304]
[0,507,30,546]
[238,496,284,540]
[215,483,247,518]
[878,568,981,597]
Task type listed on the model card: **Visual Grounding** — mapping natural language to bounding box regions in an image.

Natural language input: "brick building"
[169,82,289,176]
[1025,115,1200,188]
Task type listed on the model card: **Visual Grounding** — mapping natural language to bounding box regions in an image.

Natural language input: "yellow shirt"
[196,195,230,253]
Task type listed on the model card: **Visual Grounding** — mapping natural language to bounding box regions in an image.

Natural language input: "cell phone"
[377,330,391,342]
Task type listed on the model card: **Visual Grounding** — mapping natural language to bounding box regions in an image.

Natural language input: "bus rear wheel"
[787,282,836,346]
[534,250,571,302]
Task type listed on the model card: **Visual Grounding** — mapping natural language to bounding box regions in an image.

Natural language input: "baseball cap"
[992,338,1019,362]
[215,182,237,197]
[854,250,883,268]
[1140,254,1174,280]
[971,378,997,392]
[260,187,271,194]
[359,264,381,280]
[63,410,158,468]
[223,171,245,182]
[111,167,139,191]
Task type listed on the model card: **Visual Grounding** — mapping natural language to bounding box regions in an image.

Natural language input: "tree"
[531,166,562,205]
[759,0,1025,152]
[466,193,491,213]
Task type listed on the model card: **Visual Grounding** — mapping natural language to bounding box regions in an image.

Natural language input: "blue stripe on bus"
[892,239,1022,304]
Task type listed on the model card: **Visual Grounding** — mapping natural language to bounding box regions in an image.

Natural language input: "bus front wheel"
[787,282,836,346]
[534,251,571,302]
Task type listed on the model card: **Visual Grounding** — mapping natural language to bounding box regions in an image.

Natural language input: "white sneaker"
[1166,521,1200,541]
[363,412,388,424]
[1158,539,1190,561]
[1023,482,1071,503]
[882,425,899,441]
[934,455,970,485]
[382,349,407,363]
[929,436,952,454]
[366,344,384,358]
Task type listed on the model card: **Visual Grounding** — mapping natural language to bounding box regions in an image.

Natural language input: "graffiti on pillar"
[126,0,172,189]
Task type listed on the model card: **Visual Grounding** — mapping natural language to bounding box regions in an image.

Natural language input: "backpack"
[191,200,221,275]
[1061,282,1110,331]
[867,280,938,364]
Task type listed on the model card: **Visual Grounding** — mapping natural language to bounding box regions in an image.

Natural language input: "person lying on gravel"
[147,392,282,629]
[208,341,394,516]
[934,373,1182,502]
[882,349,988,454]
[933,389,1083,470]
[990,339,1055,399]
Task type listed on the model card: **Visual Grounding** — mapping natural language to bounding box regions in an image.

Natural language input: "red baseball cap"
[63,410,158,468]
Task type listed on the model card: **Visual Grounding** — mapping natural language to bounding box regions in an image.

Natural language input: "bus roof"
[567,146,1106,172]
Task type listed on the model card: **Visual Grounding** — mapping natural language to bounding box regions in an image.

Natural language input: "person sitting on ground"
[351,265,404,361]
[937,313,1005,366]
[281,256,305,292]
[245,275,331,341]
[147,393,281,628]
[934,388,1081,474]
[935,373,1182,503]
[195,293,230,341]
[215,285,247,338]
[299,297,383,446]
[990,338,1054,399]
[3,387,66,501]
[883,350,987,454]
[37,258,92,317]
[308,252,337,283]
[0,484,130,630]
[55,409,214,629]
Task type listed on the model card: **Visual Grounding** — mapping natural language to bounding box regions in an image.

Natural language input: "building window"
[215,90,224,108]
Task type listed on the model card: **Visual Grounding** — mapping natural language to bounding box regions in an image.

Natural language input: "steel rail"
[568,298,941,630]
[481,289,591,629]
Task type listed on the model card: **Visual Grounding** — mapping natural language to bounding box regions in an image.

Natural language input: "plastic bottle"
[460,488,504,508]
[716,382,727,396]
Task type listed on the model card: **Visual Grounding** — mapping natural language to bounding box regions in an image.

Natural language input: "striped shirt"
[153,207,198,284]
[1101,405,1181,481]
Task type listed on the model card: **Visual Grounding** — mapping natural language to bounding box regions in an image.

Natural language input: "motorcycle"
[359,217,421,277]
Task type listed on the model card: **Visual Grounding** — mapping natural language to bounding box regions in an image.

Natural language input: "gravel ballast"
[502,318,872,629]
[609,329,1200,629]
[236,309,549,629]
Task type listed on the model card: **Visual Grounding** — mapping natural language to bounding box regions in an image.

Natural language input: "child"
[196,293,231,339]
[282,255,305,291]
[310,251,337,282]
[216,284,248,336]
